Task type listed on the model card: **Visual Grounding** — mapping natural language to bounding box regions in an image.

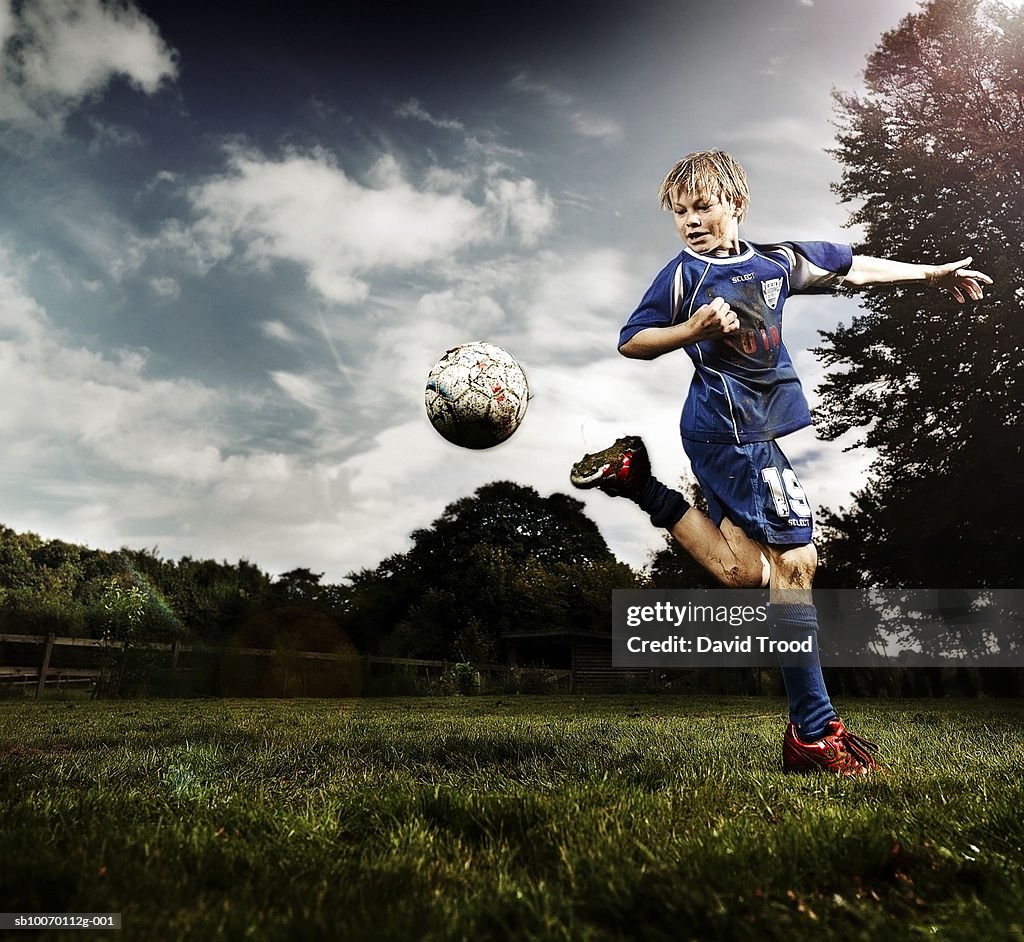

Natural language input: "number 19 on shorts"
[761,467,811,521]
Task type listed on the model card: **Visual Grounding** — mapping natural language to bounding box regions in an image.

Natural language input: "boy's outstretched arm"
[843,255,993,303]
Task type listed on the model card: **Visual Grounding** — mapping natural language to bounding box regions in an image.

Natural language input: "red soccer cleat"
[783,719,879,775]
[570,436,651,498]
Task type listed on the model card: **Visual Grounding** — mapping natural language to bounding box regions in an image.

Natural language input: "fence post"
[36,634,55,699]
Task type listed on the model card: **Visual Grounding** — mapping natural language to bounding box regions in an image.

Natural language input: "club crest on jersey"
[761,277,783,309]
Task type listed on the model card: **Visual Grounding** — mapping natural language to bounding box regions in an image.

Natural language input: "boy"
[571,149,992,775]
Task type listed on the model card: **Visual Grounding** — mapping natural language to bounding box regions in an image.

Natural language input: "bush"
[433,662,481,696]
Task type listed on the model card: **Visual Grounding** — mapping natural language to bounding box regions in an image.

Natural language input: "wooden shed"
[503,629,654,693]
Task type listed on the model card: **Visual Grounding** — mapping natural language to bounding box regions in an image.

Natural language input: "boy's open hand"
[691,296,740,340]
[925,257,993,303]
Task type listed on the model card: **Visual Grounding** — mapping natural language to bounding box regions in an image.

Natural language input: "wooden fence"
[0,632,513,698]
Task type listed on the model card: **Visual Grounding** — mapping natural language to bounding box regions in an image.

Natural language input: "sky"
[0,0,938,582]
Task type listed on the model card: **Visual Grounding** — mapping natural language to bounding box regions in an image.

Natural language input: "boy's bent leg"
[669,510,769,588]
[571,436,767,587]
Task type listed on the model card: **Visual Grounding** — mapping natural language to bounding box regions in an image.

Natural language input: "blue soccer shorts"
[682,438,814,546]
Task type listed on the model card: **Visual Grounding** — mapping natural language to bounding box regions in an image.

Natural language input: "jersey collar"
[680,240,754,264]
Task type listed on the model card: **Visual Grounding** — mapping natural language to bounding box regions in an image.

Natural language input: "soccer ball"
[424,341,530,449]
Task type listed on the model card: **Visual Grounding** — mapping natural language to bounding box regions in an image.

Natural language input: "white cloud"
[0,246,364,575]
[0,0,176,134]
[0,260,220,483]
[184,147,486,304]
[517,248,635,357]
[508,71,574,108]
[270,371,331,413]
[86,117,143,153]
[508,70,622,142]
[172,144,555,305]
[394,97,464,131]
[261,319,299,344]
[148,275,179,298]
[569,111,623,141]
[484,177,554,246]
[422,165,476,193]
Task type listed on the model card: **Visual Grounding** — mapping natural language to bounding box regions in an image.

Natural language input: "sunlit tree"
[817,0,1024,589]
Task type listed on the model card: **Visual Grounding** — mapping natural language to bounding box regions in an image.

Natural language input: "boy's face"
[668,187,742,255]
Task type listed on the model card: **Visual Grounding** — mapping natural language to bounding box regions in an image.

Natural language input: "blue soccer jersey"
[619,240,853,444]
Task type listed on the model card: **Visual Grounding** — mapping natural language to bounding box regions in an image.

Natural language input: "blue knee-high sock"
[768,602,836,742]
[634,476,690,530]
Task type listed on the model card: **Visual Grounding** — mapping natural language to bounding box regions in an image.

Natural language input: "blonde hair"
[658,150,750,221]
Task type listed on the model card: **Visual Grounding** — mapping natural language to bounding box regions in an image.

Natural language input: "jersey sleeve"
[762,241,853,294]
[617,256,681,349]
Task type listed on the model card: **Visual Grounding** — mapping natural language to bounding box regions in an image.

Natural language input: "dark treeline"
[0,482,639,667]
[2,472,1021,698]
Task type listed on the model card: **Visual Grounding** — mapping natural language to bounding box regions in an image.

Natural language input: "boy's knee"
[717,554,769,589]
[770,542,817,588]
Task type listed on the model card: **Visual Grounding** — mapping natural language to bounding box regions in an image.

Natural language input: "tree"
[344,481,639,661]
[413,481,613,569]
[817,0,1024,590]
[93,579,149,698]
[273,568,326,602]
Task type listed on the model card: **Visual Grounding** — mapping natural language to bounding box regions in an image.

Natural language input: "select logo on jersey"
[761,277,783,309]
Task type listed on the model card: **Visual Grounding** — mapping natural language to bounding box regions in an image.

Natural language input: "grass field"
[1,695,1023,941]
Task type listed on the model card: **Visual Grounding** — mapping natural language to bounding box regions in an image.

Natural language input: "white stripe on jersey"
[671,259,742,444]
[761,244,842,291]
